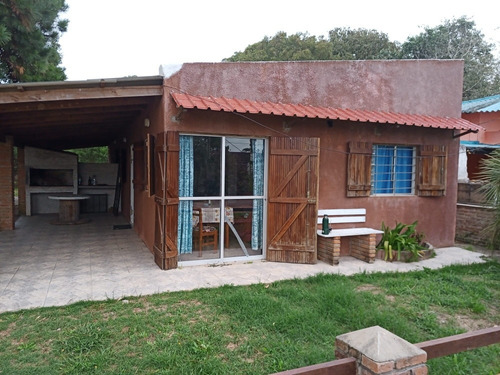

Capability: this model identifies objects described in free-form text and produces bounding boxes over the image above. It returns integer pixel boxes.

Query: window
[177,135,265,262]
[371,145,415,195]
[347,142,447,197]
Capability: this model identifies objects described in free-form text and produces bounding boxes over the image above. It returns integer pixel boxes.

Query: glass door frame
[178,134,268,266]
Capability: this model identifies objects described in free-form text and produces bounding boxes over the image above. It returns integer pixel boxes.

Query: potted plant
[377,221,434,262]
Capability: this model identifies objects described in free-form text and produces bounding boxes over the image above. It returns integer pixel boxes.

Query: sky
[59,0,500,81]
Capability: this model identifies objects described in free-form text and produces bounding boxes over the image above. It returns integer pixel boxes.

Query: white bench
[317,209,383,264]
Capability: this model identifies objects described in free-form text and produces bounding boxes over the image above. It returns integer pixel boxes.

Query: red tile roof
[171,92,483,132]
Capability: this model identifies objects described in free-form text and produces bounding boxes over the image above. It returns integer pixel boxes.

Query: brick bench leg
[317,236,340,265]
[349,234,376,263]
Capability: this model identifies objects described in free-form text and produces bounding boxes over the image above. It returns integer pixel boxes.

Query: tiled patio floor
[0,214,487,314]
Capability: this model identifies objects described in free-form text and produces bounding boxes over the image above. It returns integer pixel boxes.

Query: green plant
[478,149,500,249]
[378,221,426,261]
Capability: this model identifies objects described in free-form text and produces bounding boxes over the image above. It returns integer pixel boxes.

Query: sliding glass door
[177,135,266,262]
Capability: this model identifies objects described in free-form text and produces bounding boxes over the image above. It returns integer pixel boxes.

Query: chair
[192,209,218,257]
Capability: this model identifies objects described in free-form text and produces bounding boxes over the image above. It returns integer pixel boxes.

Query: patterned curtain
[251,139,264,250]
[177,135,194,254]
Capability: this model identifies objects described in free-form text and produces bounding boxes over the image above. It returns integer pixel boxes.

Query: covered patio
[0,212,487,313]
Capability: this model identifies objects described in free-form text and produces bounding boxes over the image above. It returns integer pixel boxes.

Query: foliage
[478,149,500,249]
[225,29,399,62]
[0,0,68,82]
[66,147,109,163]
[224,31,334,62]
[225,17,500,100]
[0,262,498,374]
[378,221,426,261]
[328,27,400,60]
[400,16,500,100]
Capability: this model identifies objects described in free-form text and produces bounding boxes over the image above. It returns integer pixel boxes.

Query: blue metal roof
[462,94,500,113]
[461,140,500,149]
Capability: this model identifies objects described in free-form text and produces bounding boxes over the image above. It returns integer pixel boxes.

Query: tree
[224,32,333,62]
[328,27,400,60]
[66,147,109,163]
[224,29,400,62]
[401,17,500,100]
[0,0,68,82]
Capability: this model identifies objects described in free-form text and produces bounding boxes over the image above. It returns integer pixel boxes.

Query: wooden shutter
[153,131,179,270]
[132,141,145,190]
[267,137,319,264]
[418,145,447,197]
[347,141,372,197]
[145,133,155,196]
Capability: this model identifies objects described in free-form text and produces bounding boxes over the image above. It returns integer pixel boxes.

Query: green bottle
[322,214,329,234]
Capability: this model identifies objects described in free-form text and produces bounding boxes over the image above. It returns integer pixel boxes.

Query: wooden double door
[152,132,319,270]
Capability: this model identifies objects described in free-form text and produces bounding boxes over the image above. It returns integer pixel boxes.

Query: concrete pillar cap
[337,325,426,362]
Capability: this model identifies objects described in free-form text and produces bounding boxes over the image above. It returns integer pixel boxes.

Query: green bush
[377,221,426,261]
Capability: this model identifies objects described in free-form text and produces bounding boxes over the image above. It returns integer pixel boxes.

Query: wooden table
[48,194,90,225]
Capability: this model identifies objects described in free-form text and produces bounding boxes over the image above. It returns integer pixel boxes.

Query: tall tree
[225,32,333,62]
[0,0,68,82]
[401,17,500,100]
[225,29,399,62]
[328,27,400,60]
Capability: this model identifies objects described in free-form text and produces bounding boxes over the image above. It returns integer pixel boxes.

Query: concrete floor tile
[0,214,488,313]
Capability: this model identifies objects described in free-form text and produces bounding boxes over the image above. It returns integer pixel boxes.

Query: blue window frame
[371,145,415,195]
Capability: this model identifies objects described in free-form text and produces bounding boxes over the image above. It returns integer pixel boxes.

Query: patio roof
[0,76,164,150]
[172,92,483,133]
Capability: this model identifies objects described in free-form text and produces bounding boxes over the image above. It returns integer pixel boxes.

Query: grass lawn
[0,261,498,374]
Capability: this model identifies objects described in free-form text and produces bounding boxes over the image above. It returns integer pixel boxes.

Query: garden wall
[456,203,495,247]
[456,182,496,247]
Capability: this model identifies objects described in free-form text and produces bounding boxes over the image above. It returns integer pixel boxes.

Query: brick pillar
[0,138,15,230]
[351,234,377,263]
[317,235,340,265]
[17,147,26,216]
[335,326,427,375]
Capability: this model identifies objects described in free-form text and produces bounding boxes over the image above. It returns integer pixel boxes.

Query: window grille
[371,145,415,195]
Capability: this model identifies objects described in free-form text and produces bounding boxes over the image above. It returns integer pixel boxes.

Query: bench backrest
[317,209,366,224]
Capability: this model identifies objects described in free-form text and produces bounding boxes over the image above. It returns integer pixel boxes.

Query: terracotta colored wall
[164,109,459,248]
[170,60,464,117]
[462,112,500,144]
[127,61,464,254]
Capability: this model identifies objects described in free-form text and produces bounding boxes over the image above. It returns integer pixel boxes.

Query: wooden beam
[0,85,163,104]
[271,357,356,375]
[0,96,158,114]
[416,326,500,360]
[0,109,143,128]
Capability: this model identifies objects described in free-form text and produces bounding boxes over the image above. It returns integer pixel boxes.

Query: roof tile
[172,92,483,132]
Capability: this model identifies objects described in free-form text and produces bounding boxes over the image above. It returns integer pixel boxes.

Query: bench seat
[317,228,383,238]
[317,209,382,265]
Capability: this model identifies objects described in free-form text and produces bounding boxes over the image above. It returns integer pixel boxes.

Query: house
[456,94,500,246]
[459,94,500,181]
[0,60,482,270]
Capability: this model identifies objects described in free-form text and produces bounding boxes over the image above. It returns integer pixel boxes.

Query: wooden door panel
[153,131,179,270]
[267,137,319,264]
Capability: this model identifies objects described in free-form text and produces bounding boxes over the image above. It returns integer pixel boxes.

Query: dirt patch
[437,312,493,331]
[0,321,16,339]
[356,284,395,302]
